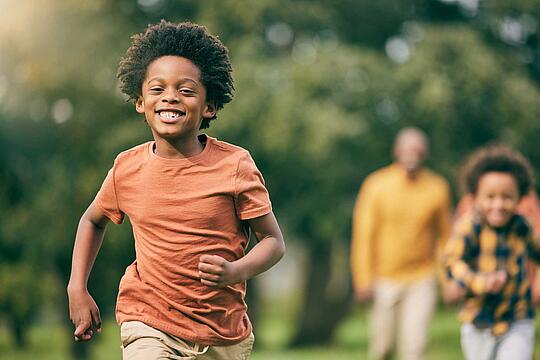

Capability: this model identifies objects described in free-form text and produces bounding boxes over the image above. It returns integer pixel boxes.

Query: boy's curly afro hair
[117,20,234,129]
[459,144,535,198]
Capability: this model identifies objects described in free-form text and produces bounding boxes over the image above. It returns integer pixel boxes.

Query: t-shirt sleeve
[234,152,272,220]
[94,164,125,224]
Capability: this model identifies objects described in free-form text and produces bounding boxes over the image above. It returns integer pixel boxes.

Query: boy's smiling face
[474,172,520,228]
[136,55,215,141]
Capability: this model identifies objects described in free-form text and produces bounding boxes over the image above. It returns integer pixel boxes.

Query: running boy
[67,21,285,360]
[444,145,540,360]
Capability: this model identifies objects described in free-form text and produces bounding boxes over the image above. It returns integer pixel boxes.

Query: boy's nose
[492,198,505,209]
[162,89,180,103]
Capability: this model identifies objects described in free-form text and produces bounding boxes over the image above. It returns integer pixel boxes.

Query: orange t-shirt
[94,135,272,345]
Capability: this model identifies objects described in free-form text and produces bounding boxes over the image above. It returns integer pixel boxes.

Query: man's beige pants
[370,276,436,360]
[121,321,255,360]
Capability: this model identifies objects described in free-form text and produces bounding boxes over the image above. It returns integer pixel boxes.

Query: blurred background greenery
[1,0,540,359]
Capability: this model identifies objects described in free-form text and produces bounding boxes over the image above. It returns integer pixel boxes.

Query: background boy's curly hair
[117,20,234,129]
[459,144,535,198]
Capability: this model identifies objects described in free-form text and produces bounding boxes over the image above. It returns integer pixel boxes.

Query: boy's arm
[198,212,285,287]
[67,200,110,341]
[526,232,540,264]
[444,228,505,296]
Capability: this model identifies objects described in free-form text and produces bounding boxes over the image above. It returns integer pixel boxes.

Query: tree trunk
[289,240,352,347]
[71,339,91,359]
[246,278,259,329]
[12,319,27,348]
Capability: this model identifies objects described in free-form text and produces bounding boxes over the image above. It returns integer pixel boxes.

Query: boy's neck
[153,135,205,159]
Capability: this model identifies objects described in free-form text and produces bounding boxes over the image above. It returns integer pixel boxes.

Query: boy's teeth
[160,111,180,119]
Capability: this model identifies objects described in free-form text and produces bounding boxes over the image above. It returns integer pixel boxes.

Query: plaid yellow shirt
[445,212,540,336]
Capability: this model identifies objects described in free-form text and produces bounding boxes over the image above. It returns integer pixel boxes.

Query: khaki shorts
[121,321,255,360]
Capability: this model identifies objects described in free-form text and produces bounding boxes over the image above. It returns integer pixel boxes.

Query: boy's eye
[179,88,195,94]
[150,87,163,92]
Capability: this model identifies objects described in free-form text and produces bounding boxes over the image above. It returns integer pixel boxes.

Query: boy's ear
[135,97,145,114]
[202,102,217,119]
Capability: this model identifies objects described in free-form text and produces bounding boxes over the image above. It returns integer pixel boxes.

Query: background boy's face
[474,171,520,228]
[135,55,215,141]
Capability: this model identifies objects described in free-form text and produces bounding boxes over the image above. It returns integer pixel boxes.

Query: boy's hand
[67,287,102,341]
[485,270,507,294]
[442,280,466,305]
[198,255,243,287]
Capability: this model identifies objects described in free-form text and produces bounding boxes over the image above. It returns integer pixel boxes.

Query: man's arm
[67,200,110,341]
[198,212,285,287]
[436,184,463,304]
[436,183,453,253]
[350,178,378,302]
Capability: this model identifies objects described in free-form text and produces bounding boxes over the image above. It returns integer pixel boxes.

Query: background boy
[445,144,540,360]
[67,20,285,360]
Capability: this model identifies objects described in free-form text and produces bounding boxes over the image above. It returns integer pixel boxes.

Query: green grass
[1,306,539,359]
[0,320,122,360]
[251,305,462,360]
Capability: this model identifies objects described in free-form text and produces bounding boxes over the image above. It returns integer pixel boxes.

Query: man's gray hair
[393,127,429,154]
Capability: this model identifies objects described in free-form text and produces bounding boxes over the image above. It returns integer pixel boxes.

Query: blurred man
[350,127,452,360]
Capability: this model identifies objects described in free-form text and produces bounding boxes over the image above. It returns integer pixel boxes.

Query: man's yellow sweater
[351,164,452,290]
